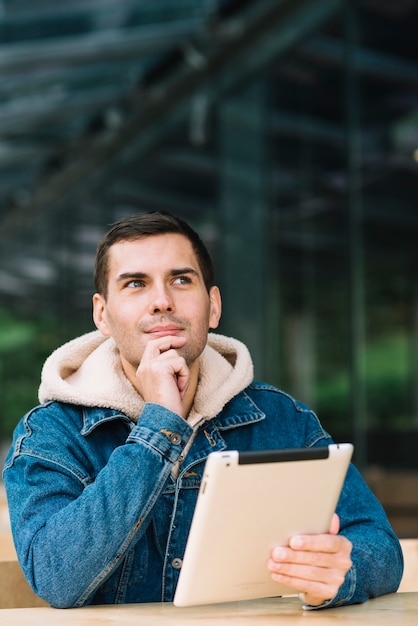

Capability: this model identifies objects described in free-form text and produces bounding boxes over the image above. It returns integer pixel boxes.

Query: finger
[273,535,352,570]
[143,335,187,358]
[289,531,347,554]
[268,562,343,606]
[146,351,189,385]
[329,513,340,536]
[269,560,338,586]
[268,558,348,606]
[271,543,340,568]
[287,513,341,553]
[176,364,190,396]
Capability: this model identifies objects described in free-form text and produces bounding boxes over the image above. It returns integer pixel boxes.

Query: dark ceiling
[0,0,418,320]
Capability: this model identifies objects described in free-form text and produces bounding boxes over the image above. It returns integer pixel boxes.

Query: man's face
[92,233,221,380]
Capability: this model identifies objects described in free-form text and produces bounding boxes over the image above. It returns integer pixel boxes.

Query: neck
[181,358,200,416]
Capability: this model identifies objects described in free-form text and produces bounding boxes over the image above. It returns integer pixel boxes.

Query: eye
[126,279,145,288]
[173,275,192,285]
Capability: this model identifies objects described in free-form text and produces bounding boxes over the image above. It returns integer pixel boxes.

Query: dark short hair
[94,211,214,298]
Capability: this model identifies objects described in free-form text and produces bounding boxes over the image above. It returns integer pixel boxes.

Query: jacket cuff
[127,402,193,464]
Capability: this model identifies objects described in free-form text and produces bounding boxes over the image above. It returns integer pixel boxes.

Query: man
[3,211,402,609]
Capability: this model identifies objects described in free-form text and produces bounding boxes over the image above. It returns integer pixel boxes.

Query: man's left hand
[267,513,352,607]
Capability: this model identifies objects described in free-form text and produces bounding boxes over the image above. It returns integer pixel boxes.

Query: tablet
[173,443,353,607]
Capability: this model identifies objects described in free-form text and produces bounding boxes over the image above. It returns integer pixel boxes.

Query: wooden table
[0,593,417,625]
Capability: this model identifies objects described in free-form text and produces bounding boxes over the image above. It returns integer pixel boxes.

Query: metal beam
[218,80,273,379]
[0,19,207,74]
[301,36,418,83]
[0,0,203,26]
[0,0,343,243]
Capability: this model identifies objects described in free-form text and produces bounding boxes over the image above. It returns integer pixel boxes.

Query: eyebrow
[171,267,199,278]
[116,267,200,283]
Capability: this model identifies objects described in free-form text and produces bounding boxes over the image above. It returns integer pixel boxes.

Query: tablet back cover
[174,443,353,607]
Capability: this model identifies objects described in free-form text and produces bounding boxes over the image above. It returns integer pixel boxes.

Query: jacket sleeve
[280,394,404,608]
[3,402,193,608]
[306,461,404,609]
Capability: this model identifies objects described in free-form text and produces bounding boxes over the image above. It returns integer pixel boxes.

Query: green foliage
[0,310,76,442]
[0,316,34,353]
[1,308,415,444]
[315,333,413,433]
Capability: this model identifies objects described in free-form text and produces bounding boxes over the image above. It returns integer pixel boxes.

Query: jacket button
[171,557,183,570]
[169,432,182,445]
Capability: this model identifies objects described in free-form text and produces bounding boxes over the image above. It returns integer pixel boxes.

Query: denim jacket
[3,383,403,609]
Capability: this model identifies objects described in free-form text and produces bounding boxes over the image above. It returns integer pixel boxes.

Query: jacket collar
[216,388,265,429]
[40,331,254,425]
[79,387,264,437]
[80,407,132,436]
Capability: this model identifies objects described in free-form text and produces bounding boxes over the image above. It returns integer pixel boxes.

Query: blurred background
[1,0,418,536]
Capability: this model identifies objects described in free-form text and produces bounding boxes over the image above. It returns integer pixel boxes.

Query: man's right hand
[134,335,190,418]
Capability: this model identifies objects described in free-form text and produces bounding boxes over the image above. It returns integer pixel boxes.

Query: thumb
[329,513,340,536]
[176,364,189,398]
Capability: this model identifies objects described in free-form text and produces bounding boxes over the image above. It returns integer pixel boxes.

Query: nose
[149,282,174,314]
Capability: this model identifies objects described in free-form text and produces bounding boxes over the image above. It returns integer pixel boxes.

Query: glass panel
[271,3,418,474]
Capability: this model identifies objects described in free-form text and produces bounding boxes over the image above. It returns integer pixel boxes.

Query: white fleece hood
[39,330,254,426]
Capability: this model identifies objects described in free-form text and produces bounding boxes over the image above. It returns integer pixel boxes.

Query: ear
[208,286,222,330]
[92,293,112,337]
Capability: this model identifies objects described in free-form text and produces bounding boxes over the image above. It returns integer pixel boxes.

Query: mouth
[145,325,183,338]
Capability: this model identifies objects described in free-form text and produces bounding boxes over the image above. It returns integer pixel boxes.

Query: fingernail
[290,536,303,549]
[273,547,287,560]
